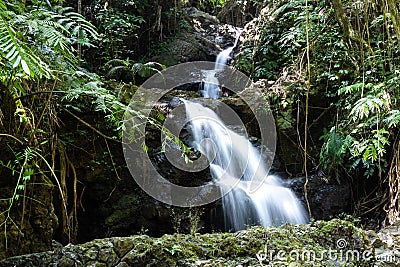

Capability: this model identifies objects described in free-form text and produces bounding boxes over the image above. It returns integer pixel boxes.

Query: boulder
[151,7,241,66]
[285,174,351,220]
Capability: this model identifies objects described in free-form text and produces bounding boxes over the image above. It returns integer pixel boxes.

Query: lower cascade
[184,100,309,231]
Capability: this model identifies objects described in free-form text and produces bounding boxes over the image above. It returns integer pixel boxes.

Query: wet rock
[185,7,220,24]
[104,194,140,232]
[0,181,56,260]
[183,7,240,49]
[369,221,400,266]
[377,220,400,249]
[152,32,216,66]
[112,237,135,258]
[217,0,262,27]
[152,7,241,66]
[285,175,352,220]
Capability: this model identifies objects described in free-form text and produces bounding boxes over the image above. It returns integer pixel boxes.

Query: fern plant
[319,127,352,181]
[0,0,98,86]
[0,3,49,79]
[0,1,99,253]
[0,0,99,141]
[63,69,191,161]
[105,58,165,84]
[320,70,400,179]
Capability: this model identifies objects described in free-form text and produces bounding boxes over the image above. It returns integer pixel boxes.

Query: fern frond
[384,110,400,128]
[350,94,389,121]
[338,83,374,95]
[0,1,6,12]
[53,6,98,41]
[106,66,130,78]
[0,12,51,78]
[132,61,165,78]
[105,59,128,67]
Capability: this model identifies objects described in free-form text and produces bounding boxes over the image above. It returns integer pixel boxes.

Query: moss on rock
[1,219,391,266]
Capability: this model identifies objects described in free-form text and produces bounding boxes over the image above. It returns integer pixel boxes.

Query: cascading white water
[202,30,241,99]
[202,70,220,99]
[215,46,234,70]
[185,29,308,230]
[184,101,308,230]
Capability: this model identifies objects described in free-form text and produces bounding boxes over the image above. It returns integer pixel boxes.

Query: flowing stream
[184,32,308,230]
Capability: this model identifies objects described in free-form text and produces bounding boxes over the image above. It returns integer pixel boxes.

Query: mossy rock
[0,219,385,267]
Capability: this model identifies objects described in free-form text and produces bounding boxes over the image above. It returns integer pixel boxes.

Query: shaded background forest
[0,0,399,260]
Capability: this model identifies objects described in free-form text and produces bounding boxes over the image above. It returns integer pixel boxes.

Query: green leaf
[5,45,16,59]
[20,59,31,76]
[12,55,21,68]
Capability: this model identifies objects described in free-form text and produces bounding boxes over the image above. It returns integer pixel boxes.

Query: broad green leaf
[12,55,21,68]
[21,59,31,76]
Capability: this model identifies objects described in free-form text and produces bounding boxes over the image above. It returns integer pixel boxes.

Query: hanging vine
[303,0,312,218]
[385,139,400,224]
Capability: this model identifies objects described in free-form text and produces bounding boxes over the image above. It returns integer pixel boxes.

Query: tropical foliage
[0,0,399,259]
[236,0,400,220]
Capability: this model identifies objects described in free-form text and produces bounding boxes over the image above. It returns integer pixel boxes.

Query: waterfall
[202,30,241,99]
[184,101,308,230]
[202,70,220,99]
[184,29,308,231]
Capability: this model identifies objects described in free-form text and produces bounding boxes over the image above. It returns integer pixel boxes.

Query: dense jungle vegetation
[0,0,399,260]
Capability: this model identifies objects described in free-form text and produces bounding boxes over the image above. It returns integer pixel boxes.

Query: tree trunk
[0,83,17,135]
[386,0,400,45]
[331,0,356,43]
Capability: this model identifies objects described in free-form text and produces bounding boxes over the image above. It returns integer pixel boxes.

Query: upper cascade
[201,29,241,99]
